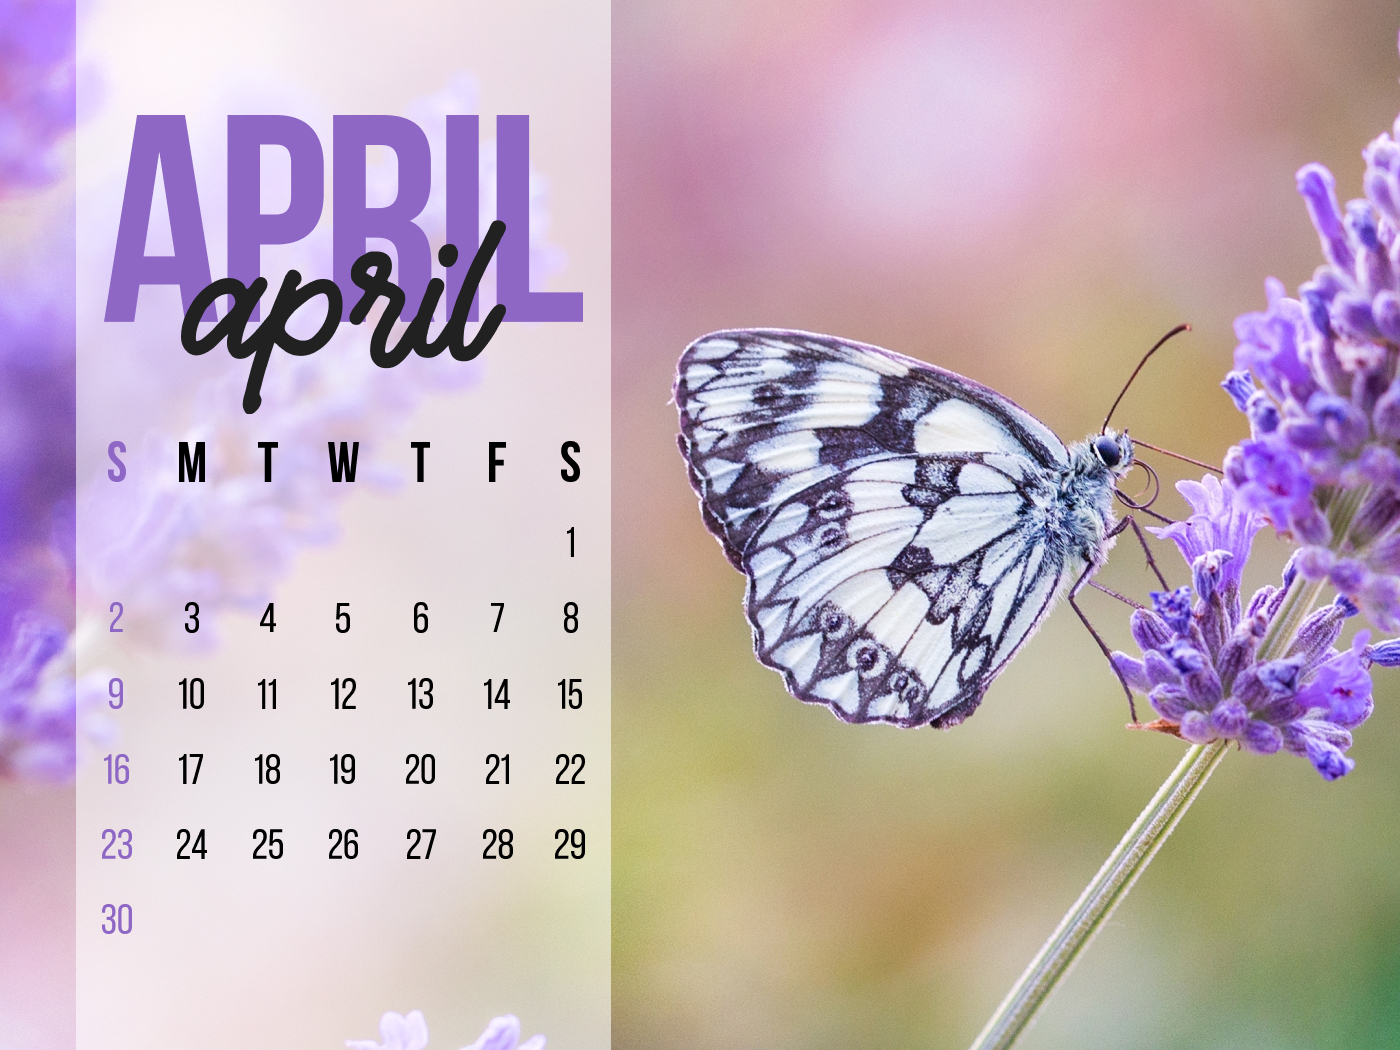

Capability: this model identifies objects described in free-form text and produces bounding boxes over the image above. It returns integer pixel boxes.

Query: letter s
[560,440,581,482]
[107,441,127,482]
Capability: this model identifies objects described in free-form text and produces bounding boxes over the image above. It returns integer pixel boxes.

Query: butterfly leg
[1108,514,1170,590]
[1067,562,1140,724]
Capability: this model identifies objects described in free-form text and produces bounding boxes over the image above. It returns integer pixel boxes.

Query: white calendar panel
[74,4,609,1047]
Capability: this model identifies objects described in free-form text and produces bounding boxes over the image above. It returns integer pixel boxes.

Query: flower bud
[1150,588,1194,637]
[1329,558,1367,593]
[1221,371,1255,412]
[1241,719,1283,755]
[1149,684,1190,720]
[1374,375,1400,441]
[1130,609,1173,653]
[1294,545,1335,581]
[1365,637,1400,667]
[1288,502,1332,546]
[1211,698,1249,738]
[1179,710,1216,744]
[1191,550,1233,604]
[1144,650,1182,686]
[1110,652,1149,692]
[1257,655,1305,696]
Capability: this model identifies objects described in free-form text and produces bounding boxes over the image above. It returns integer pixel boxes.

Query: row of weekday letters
[104,440,583,483]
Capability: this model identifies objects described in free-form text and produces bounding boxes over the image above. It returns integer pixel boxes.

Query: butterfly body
[675,329,1134,728]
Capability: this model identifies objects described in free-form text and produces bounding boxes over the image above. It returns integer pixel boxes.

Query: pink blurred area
[615,3,1400,1049]
[0,785,74,1048]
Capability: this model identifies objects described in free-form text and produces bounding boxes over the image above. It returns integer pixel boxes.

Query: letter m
[178,441,206,482]
[328,441,360,482]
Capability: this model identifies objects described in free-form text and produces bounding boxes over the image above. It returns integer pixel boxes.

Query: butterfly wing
[675,329,1079,727]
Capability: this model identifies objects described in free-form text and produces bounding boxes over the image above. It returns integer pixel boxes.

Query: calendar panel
[74,4,608,1047]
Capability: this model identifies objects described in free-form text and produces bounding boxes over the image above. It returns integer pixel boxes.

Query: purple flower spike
[1130,608,1173,653]
[1233,279,1316,403]
[1365,636,1400,666]
[1295,545,1335,580]
[1151,589,1194,637]
[1307,392,1370,450]
[1300,731,1355,780]
[1191,550,1233,604]
[1373,290,1400,341]
[1149,475,1261,593]
[1222,371,1255,412]
[1242,719,1283,755]
[1231,440,1313,531]
[1332,293,1383,342]
[1149,684,1191,720]
[1178,710,1215,744]
[1211,697,1249,738]
[1296,634,1374,728]
[1110,652,1149,692]
[1246,393,1281,436]
[1372,378,1400,440]
[1360,572,1400,631]
[1298,164,1356,274]
[1257,656,1304,696]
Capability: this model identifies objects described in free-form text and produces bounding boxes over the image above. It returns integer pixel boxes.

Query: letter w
[328,441,360,482]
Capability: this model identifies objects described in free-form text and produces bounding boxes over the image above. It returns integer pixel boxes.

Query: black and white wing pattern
[675,329,1127,729]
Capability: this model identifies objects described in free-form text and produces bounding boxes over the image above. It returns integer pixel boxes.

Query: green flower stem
[968,486,1369,1050]
[964,738,1229,1050]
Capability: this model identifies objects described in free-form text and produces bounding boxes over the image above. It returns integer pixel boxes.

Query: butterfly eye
[1092,435,1121,468]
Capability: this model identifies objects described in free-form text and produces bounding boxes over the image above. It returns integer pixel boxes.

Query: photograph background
[613,2,1400,1048]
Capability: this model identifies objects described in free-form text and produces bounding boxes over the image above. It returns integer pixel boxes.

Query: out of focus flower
[461,1015,546,1050]
[347,1011,545,1050]
[348,1011,430,1050]
[0,0,77,782]
[1226,52,1400,630]
[0,0,75,194]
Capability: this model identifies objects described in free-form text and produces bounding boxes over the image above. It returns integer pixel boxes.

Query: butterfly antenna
[1115,459,1161,510]
[1130,437,1224,476]
[1101,323,1191,434]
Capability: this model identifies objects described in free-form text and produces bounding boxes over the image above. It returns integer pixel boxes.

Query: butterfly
[674,329,1136,729]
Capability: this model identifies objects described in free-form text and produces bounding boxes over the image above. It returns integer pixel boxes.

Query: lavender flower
[1226,53,1400,630]
[0,0,79,782]
[0,0,75,195]
[1149,474,1263,597]
[0,616,109,780]
[1115,475,1372,779]
[348,1011,545,1050]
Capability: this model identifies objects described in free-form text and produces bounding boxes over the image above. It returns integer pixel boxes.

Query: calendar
[72,4,609,1047]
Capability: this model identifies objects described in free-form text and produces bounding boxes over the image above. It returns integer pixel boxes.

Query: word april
[181,225,506,414]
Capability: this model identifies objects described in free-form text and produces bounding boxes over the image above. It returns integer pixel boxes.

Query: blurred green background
[612,2,1400,1048]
